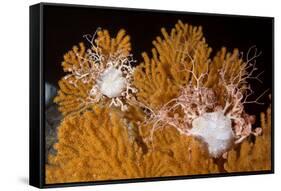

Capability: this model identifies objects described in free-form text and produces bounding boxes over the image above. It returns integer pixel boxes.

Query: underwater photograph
[43,4,273,185]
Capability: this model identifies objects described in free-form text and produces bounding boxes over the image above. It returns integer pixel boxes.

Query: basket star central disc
[190,111,234,158]
[97,66,126,98]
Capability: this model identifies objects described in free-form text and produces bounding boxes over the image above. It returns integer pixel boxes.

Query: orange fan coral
[46,106,143,183]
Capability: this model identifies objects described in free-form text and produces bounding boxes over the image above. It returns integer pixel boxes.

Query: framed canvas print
[29,2,274,188]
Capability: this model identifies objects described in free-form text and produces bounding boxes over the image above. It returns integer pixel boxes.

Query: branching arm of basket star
[54,29,133,116]
[224,101,271,172]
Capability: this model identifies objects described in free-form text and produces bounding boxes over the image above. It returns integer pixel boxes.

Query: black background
[43,4,273,119]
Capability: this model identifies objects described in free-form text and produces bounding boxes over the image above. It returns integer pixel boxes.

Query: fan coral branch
[46,107,143,183]
[139,125,219,174]
[133,20,212,110]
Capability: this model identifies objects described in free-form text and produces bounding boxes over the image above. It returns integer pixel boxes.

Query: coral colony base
[46,21,272,184]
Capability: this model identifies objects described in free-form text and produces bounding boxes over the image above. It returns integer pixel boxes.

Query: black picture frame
[30,2,274,189]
